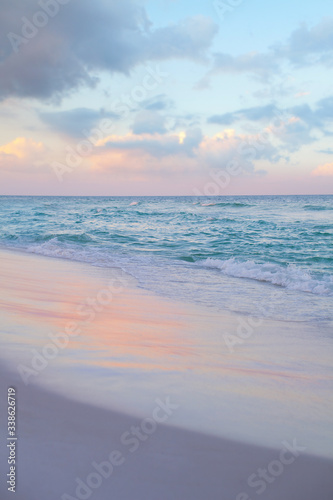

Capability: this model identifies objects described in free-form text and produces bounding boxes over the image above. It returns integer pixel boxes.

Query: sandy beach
[0,248,333,500]
[1,365,333,500]
[2,0,333,496]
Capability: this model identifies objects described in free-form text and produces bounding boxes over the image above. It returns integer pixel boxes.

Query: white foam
[26,238,116,267]
[199,258,333,296]
[4,239,333,299]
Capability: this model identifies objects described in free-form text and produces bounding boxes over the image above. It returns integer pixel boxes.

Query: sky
[0,0,333,195]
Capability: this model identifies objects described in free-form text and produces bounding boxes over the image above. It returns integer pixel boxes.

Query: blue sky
[0,0,332,195]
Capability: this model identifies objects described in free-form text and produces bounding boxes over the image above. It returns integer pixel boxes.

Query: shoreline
[1,247,333,498]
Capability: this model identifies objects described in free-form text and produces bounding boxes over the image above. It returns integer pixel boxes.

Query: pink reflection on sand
[71,288,197,365]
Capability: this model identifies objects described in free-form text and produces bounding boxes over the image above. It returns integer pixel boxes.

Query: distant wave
[218,202,251,207]
[33,211,51,217]
[200,202,251,208]
[303,205,333,211]
[199,258,333,296]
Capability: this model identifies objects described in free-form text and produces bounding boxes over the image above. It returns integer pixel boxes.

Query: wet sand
[0,248,332,499]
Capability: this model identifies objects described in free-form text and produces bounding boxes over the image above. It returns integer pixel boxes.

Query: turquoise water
[0,195,332,320]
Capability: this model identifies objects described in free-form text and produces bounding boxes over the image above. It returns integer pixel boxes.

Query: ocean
[1,194,333,458]
[0,194,332,322]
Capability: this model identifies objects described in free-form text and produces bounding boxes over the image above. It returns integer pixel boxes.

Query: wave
[199,258,333,296]
[32,233,95,244]
[218,202,251,207]
[33,211,51,217]
[24,238,117,267]
[2,236,333,311]
[89,208,108,214]
[303,205,333,211]
[200,202,251,208]
[21,240,333,296]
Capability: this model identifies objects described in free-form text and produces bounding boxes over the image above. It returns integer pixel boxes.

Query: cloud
[140,94,174,111]
[311,162,333,176]
[147,15,218,61]
[207,95,333,151]
[0,129,280,186]
[131,110,167,135]
[0,137,45,170]
[269,116,315,152]
[208,104,279,125]
[295,91,310,98]
[91,127,278,177]
[101,127,203,158]
[198,129,279,170]
[273,17,333,67]
[312,95,333,122]
[288,96,333,136]
[0,1,218,101]
[39,108,119,137]
[316,148,333,155]
[0,137,43,158]
[208,17,333,82]
[211,52,278,80]
[251,82,296,100]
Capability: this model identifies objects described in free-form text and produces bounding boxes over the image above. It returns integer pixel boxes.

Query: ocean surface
[1,194,333,458]
[0,194,332,322]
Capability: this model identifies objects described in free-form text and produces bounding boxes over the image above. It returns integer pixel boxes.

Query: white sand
[0,249,332,499]
[1,365,333,500]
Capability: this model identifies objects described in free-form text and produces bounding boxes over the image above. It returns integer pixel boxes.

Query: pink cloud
[92,128,276,177]
[0,137,45,171]
[312,162,333,176]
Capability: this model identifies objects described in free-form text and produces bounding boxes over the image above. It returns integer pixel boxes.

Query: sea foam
[199,257,333,296]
